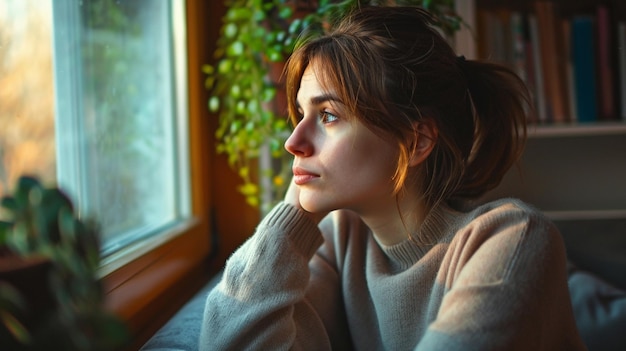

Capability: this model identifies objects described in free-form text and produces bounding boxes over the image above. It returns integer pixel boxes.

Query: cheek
[331,134,399,183]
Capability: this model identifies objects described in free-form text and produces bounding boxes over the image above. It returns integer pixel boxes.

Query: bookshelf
[467,0,626,221]
[529,122,626,138]
[470,0,626,125]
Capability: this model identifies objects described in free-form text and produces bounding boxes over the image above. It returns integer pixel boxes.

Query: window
[0,0,189,258]
[2,1,251,346]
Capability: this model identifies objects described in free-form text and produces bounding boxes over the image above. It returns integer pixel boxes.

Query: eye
[320,110,339,124]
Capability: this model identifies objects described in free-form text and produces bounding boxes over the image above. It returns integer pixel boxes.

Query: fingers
[284,177,300,207]
[283,177,327,225]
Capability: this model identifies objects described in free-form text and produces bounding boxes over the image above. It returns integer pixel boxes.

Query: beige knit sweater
[199,198,586,350]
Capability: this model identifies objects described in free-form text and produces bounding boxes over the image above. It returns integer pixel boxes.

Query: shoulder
[458,197,556,237]
[448,198,565,283]
[464,197,560,247]
[459,197,541,217]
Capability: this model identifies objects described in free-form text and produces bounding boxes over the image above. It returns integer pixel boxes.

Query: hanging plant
[204,0,464,212]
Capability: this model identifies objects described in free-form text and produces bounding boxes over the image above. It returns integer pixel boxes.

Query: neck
[359,189,429,246]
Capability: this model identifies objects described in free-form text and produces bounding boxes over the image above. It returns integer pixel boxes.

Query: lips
[292,166,320,185]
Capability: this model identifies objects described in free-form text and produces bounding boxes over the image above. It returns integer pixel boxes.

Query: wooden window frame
[100,1,260,349]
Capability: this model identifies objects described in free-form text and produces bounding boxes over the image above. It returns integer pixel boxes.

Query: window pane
[53,0,189,255]
[0,0,190,257]
[0,0,56,196]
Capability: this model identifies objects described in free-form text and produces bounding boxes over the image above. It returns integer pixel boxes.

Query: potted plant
[0,176,128,351]
[204,0,464,212]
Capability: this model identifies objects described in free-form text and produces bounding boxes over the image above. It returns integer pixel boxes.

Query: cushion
[140,270,223,351]
[555,218,626,290]
[568,261,626,351]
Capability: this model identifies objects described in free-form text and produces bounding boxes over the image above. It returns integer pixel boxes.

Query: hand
[284,177,328,225]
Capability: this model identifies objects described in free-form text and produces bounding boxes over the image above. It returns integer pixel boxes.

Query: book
[476,9,510,64]
[511,12,536,122]
[528,13,548,123]
[561,18,578,122]
[534,1,570,123]
[619,22,626,121]
[596,5,615,120]
[510,12,527,83]
[571,15,598,123]
[476,8,495,61]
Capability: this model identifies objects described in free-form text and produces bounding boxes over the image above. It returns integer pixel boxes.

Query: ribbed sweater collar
[377,202,464,271]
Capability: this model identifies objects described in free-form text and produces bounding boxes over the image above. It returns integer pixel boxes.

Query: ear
[408,120,437,167]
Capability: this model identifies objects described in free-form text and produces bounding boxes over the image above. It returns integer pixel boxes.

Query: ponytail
[451,59,530,199]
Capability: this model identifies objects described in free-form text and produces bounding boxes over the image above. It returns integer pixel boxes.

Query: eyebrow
[296,93,344,109]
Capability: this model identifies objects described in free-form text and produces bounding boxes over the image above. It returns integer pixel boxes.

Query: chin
[299,193,336,214]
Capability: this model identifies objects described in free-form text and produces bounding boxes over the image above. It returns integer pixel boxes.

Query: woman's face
[285,65,400,216]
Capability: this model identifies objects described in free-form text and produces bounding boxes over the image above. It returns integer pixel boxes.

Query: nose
[284,120,314,157]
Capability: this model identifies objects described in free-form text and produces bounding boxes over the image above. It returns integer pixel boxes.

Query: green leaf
[262,87,276,102]
[16,176,39,195]
[209,97,220,112]
[245,121,256,132]
[230,84,241,98]
[288,18,302,35]
[27,186,44,208]
[253,9,266,22]
[235,100,247,114]
[245,195,259,208]
[205,77,215,90]
[0,220,12,245]
[238,166,249,179]
[224,23,238,39]
[230,120,242,134]
[58,207,76,242]
[278,6,292,19]
[0,310,30,345]
[269,138,282,153]
[227,41,244,57]
[276,30,286,43]
[227,7,252,21]
[273,119,287,130]
[7,222,30,254]
[218,59,232,74]
[247,100,259,115]
[266,48,282,62]
[201,64,214,74]
[0,196,17,214]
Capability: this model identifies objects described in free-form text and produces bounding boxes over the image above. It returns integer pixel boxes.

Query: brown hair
[285,6,529,209]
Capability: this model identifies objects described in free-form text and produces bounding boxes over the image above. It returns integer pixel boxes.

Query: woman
[200,6,585,350]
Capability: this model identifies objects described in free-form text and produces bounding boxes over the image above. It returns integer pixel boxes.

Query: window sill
[101,216,215,350]
[98,217,201,279]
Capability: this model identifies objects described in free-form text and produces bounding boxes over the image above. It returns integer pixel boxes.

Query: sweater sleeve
[198,202,338,351]
[415,204,585,351]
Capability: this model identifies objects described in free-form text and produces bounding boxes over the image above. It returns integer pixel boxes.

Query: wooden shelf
[545,209,626,221]
[527,121,626,138]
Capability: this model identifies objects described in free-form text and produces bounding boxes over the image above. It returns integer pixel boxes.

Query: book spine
[571,16,598,122]
[511,12,536,122]
[528,14,548,123]
[619,22,626,121]
[511,12,527,82]
[562,18,578,122]
[596,5,615,120]
[535,1,571,123]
